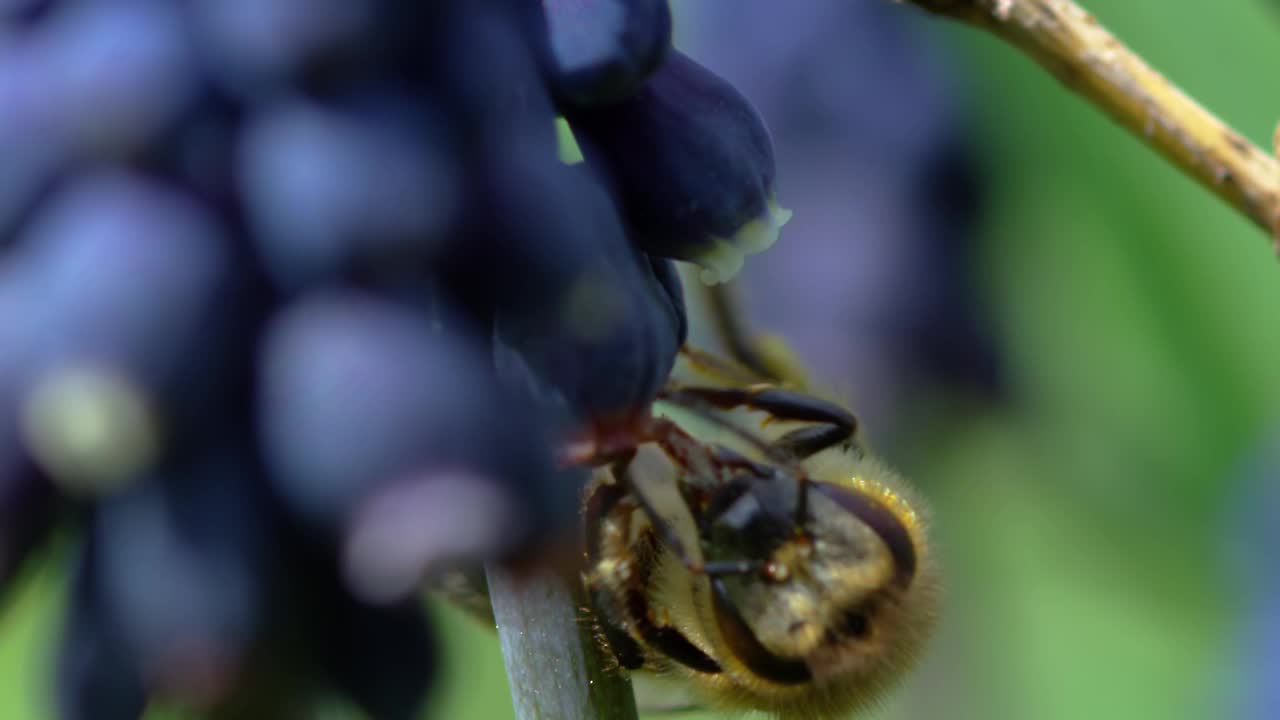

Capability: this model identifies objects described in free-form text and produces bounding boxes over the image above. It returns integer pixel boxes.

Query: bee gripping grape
[0,1,789,716]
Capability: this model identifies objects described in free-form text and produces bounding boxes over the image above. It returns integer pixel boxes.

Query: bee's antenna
[659,383,859,536]
[795,474,811,538]
[656,388,815,536]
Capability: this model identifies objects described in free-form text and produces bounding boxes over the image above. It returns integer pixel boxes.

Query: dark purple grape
[341,468,545,606]
[146,93,246,216]
[0,1,199,236]
[541,0,672,107]
[324,596,436,720]
[425,0,685,412]
[423,1,680,401]
[238,92,458,291]
[0,1,197,154]
[10,171,234,379]
[567,50,789,285]
[0,282,54,593]
[491,237,685,421]
[419,1,687,417]
[0,427,51,594]
[418,1,558,145]
[0,275,53,598]
[460,134,684,417]
[649,256,688,345]
[0,464,52,598]
[185,0,378,98]
[89,441,272,706]
[5,171,245,490]
[57,548,147,720]
[0,0,51,24]
[0,0,764,713]
[258,291,564,545]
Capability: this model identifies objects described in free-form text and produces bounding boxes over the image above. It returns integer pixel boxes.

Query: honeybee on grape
[567,345,940,719]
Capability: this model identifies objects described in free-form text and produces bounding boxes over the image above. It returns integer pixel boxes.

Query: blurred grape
[0,280,52,592]
[258,291,560,545]
[542,0,672,106]
[420,1,558,148]
[186,0,377,97]
[57,548,147,720]
[0,1,51,25]
[0,0,198,234]
[91,442,272,706]
[324,594,437,720]
[238,93,458,291]
[482,156,687,417]
[0,456,51,598]
[342,471,524,607]
[5,171,240,492]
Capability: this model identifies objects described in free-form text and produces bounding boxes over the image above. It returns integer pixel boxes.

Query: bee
[566,346,939,719]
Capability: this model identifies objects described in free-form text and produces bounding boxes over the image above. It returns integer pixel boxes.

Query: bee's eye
[813,482,916,588]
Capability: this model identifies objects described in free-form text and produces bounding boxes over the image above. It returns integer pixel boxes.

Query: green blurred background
[5,2,1280,719]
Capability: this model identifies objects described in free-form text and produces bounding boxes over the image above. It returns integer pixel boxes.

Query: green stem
[486,563,639,720]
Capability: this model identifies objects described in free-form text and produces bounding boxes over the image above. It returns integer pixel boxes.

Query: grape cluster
[0,1,786,718]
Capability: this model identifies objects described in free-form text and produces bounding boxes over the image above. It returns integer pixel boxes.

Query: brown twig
[896,0,1280,245]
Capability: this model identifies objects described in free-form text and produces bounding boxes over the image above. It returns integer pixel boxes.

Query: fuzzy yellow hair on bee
[577,346,940,719]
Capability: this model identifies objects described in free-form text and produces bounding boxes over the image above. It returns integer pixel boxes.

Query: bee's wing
[630,673,706,715]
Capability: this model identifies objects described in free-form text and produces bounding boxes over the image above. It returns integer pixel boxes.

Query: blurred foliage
[4,1,1280,719]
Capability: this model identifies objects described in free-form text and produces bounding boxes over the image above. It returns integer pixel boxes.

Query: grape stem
[486,563,639,720]
[894,0,1280,248]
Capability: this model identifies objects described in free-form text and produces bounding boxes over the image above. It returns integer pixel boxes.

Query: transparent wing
[631,673,706,716]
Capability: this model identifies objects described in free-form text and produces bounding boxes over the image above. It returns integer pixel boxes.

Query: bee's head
[699,460,937,698]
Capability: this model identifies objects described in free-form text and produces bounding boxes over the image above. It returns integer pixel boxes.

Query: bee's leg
[703,281,779,381]
[621,540,723,675]
[582,478,647,671]
[585,465,723,676]
[663,385,857,461]
[703,283,811,387]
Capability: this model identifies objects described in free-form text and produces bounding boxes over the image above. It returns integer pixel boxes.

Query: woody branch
[896,0,1280,245]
